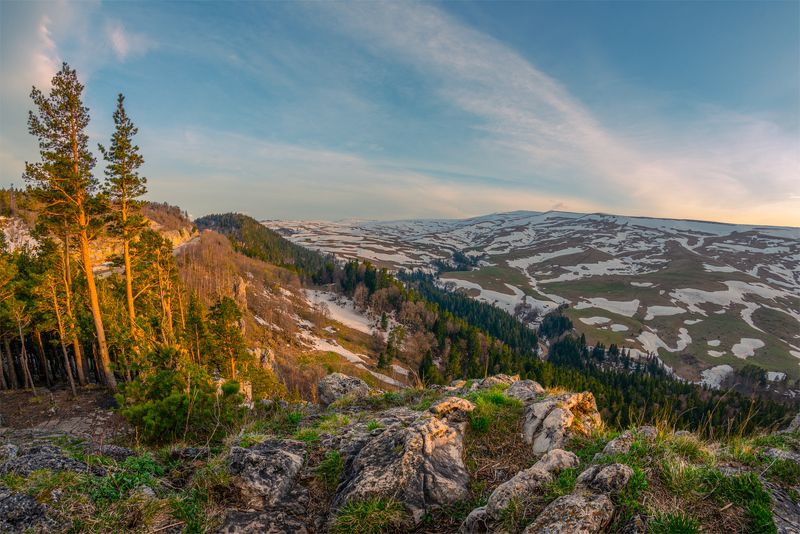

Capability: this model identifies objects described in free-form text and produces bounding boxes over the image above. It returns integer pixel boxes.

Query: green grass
[333,498,405,534]
[465,387,522,434]
[649,511,701,534]
[543,468,577,502]
[317,450,344,492]
[366,420,383,431]
[81,454,164,506]
[293,428,321,442]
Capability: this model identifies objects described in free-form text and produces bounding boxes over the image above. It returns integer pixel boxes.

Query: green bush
[117,347,244,444]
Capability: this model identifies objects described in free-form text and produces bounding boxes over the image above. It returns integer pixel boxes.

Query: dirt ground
[0,386,132,445]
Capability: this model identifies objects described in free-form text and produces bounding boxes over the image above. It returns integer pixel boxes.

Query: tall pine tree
[24,63,117,390]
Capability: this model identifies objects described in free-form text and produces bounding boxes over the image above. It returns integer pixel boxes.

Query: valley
[266,211,800,388]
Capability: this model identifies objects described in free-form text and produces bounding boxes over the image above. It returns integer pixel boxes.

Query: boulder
[428,396,476,421]
[0,444,104,477]
[0,444,18,464]
[522,392,601,454]
[461,506,490,534]
[170,446,210,460]
[484,449,578,519]
[782,412,800,433]
[575,463,633,494]
[479,374,519,389]
[505,380,545,402]
[522,493,614,534]
[0,487,63,533]
[228,439,306,510]
[332,399,475,523]
[317,373,371,406]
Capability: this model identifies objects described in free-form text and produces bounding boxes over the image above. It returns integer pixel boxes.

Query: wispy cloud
[316,2,799,225]
[106,21,153,61]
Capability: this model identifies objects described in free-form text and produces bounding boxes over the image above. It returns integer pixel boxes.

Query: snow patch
[731,338,765,359]
[644,305,685,321]
[700,365,734,389]
[610,324,629,332]
[579,316,612,325]
[575,298,640,317]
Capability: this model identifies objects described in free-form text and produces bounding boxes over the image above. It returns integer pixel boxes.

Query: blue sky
[1,1,798,225]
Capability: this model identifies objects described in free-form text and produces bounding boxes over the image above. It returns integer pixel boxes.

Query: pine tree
[25,63,117,390]
[207,297,247,379]
[99,94,148,336]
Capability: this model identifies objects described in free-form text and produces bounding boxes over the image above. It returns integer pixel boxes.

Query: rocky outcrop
[0,487,63,533]
[317,373,372,406]
[505,380,545,402]
[478,374,519,389]
[522,392,602,454]
[332,397,475,523]
[217,509,309,534]
[88,444,136,462]
[0,443,104,477]
[522,493,614,534]
[486,449,578,517]
[595,426,657,459]
[522,463,633,533]
[228,439,306,510]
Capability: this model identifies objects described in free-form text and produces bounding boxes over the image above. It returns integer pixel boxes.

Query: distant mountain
[264,211,800,389]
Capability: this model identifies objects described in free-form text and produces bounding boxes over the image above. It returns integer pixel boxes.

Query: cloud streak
[316,2,799,225]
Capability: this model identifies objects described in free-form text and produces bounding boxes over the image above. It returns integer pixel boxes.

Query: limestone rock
[317,373,371,406]
[479,374,519,389]
[228,439,306,510]
[332,408,473,523]
[782,412,800,433]
[522,493,614,534]
[484,449,578,518]
[0,443,104,477]
[461,506,490,534]
[428,396,476,421]
[505,380,545,402]
[522,392,601,454]
[575,463,633,494]
[0,487,63,533]
[0,444,18,464]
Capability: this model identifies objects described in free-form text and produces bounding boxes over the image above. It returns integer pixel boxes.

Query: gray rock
[317,373,372,406]
[216,510,308,534]
[620,514,647,534]
[0,486,63,533]
[576,463,633,494]
[0,444,18,463]
[782,412,800,433]
[89,444,136,462]
[479,374,519,389]
[505,380,545,402]
[228,439,306,510]
[461,506,490,534]
[522,392,602,454]
[765,480,800,534]
[522,493,614,534]
[332,401,475,524]
[0,443,104,477]
[484,449,578,518]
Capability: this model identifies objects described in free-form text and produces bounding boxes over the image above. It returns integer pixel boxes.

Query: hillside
[2,375,799,533]
[265,211,800,390]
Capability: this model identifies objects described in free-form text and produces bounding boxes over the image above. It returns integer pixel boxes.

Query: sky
[1,1,798,226]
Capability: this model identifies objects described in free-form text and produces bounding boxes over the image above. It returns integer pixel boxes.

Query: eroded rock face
[317,373,371,406]
[0,443,104,477]
[0,487,62,533]
[522,392,601,454]
[228,439,306,510]
[522,493,614,534]
[505,380,545,402]
[332,399,475,523]
[479,374,519,389]
[217,505,309,534]
[428,396,476,421]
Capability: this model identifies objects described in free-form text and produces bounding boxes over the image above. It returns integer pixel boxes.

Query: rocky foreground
[1,374,799,533]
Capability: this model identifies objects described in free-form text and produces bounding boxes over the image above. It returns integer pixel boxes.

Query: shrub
[117,347,244,444]
[333,498,405,534]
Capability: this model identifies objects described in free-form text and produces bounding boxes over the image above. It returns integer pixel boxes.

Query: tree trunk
[78,226,116,391]
[17,320,37,396]
[123,238,136,328]
[33,329,52,386]
[51,284,77,397]
[3,337,18,389]
[62,230,87,386]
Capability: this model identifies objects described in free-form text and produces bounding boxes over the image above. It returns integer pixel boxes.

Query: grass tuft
[333,498,405,534]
